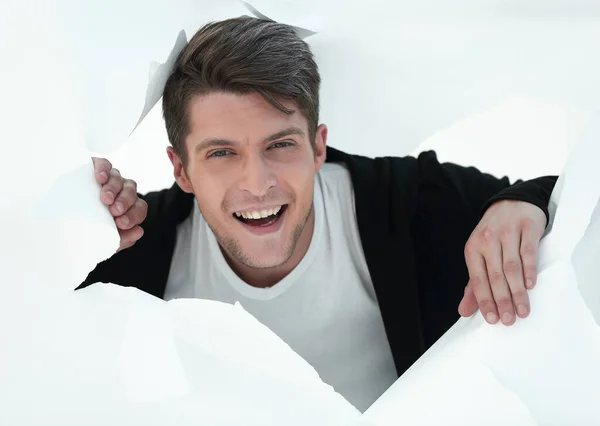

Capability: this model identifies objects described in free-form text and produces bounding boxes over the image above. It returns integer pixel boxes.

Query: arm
[78,158,195,298]
[78,187,175,298]
[415,151,556,224]
[411,151,557,344]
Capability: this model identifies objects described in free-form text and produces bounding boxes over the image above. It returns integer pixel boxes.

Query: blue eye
[208,150,231,158]
[269,141,294,149]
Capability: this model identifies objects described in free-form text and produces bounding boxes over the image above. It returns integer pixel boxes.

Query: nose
[238,151,276,197]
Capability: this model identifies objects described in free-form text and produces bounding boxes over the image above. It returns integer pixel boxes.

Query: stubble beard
[212,202,314,270]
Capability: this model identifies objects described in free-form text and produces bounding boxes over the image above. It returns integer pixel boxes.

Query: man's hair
[162,17,321,164]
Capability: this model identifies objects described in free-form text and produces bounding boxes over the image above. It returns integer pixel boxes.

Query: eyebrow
[194,126,305,154]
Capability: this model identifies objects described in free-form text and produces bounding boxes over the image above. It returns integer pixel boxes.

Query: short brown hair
[162,17,321,164]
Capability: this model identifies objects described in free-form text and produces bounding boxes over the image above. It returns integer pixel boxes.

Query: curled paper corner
[130,29,189,135]
[240,0,318,39]
[130,2,317,138]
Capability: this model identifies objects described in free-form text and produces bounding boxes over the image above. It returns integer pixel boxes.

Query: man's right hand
[92,158,148,252]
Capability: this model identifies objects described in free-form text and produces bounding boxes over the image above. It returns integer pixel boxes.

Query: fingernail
[486,312,498,324]
[115,201,124,213]
[502,312,513,324]
[121,216,129,226]
[517,305,529,317]
[526,279,534,289]
[99,171,108,181]
[106,191,114,201]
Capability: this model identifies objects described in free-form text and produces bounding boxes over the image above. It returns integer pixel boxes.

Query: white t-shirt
[164,163,397,412]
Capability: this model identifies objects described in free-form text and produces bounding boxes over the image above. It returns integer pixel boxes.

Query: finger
[109,179,138,217]
[485,240,516,326]
[465,246,499,324]
[458,283,479,317]
[116,226,144,252]
[501,229,530,319]
[115,198,148,230]
[92,157,112,185]
[100,168,123,205]
[520,219,541,290]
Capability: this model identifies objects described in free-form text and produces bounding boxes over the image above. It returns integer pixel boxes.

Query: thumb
[458,283,478,317]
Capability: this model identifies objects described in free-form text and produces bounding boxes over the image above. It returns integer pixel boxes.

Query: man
[82,17,556,411]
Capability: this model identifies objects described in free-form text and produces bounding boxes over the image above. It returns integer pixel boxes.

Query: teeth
[235,206,282,219]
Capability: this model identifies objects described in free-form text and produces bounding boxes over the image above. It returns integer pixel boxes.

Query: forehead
[186,92,307,143]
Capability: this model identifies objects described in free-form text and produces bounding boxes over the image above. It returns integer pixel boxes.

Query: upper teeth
[235,206,282,219]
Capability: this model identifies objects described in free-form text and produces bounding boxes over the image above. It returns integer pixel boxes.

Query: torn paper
[241,1,318,39]
[354,111,600,425]
[0,1,360,424]
[0,283,360,425]
[2,156,361,424]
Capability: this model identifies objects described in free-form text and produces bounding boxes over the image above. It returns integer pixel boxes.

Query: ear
[167,147,194,194]
[313,124,328,173]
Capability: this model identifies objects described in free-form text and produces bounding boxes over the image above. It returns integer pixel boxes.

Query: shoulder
[325,145,420,188]
[140,182,195,231]
[319,162,352,190]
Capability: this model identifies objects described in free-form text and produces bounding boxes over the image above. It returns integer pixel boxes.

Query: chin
[238,242,294,270]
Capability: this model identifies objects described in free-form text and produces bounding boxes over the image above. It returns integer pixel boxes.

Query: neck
[222,207,315,288]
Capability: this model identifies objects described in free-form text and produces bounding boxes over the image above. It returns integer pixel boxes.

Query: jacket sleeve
[415,151,557,225]
[77,184,191,298]
[411,151,557,348]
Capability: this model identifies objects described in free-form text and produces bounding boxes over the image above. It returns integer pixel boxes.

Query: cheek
[282,167,316,208]
[189,174,230,216]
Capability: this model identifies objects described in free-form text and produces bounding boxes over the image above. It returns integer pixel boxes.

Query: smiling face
[168,91,327,280]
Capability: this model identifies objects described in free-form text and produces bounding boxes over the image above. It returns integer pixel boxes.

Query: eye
[268,141,294,150]
[207,149,232,159]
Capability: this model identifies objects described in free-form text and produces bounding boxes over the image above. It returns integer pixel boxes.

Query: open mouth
[233,204,288,227]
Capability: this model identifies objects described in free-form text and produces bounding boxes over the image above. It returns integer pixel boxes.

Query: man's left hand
[458,200,547,326]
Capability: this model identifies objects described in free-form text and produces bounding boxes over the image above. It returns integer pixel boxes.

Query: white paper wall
[1,1,599,424]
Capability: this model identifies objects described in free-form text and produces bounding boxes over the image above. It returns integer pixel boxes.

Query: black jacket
[79,146,557,378]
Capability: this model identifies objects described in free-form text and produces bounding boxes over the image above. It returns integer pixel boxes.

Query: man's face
[169,92,327,270]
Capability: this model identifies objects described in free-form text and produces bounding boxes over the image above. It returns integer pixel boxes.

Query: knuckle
[94,157,111,169]
[511,289,528,302]
[469,274,487,289]
[124,178,138,191]
[140,199,148,215]
[520,243,536,257]
[503,259,522,276]
[495,296,512,307]
[110,168,121,178]
[478,299,497,313]
[130,209,143,224]
[488,269,505,283]
[119,185,137,200]
[520,217,536,230]
[500,226,513,239]
[480,226,495,244]
[464,240,476,256]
